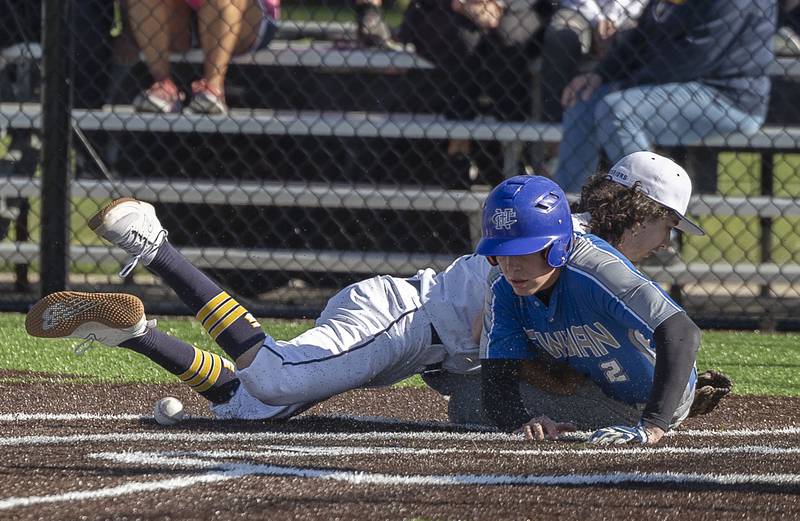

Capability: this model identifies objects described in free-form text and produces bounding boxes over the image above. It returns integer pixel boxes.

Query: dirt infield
[1,371,799,520]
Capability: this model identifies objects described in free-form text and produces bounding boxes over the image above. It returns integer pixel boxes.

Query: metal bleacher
[3,171,800,286]
[2,30,800,319]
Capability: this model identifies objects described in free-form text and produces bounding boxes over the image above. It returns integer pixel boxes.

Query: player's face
[618,215,679,263]
[496,250,559,296]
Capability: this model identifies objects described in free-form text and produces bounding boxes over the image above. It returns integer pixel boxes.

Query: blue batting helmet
[476,175,573,268]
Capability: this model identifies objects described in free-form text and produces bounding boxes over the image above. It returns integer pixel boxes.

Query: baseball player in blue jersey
[478,174,700,445]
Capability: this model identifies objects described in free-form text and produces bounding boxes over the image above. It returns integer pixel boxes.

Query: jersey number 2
[600,359,629,383]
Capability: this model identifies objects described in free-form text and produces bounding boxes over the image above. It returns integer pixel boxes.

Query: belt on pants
[406,277,443,346]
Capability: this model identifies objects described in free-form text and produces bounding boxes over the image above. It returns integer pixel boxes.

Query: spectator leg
[502,140,525,178]
[488,0,546,122]
[539,9,590,123]
[594,82,765,167]
[72,0,115,109]
[399,2,483,120]
[126,0,190,82]
[400,2,484,186]
[197,0,261,92]
[553,83,615,193]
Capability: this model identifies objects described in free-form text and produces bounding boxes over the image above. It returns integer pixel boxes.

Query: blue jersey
[483,233,694,406]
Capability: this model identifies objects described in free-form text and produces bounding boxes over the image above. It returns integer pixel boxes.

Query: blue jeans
[554,82,766,193]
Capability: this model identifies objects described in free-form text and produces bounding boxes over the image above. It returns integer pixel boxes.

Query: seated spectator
[400,0,554,183]
[554,0,776,193]
[540,0,647,122]
[125,0,279,114]
[354,0,403,49]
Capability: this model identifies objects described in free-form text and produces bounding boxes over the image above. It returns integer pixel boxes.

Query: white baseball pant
[237,275,446,406]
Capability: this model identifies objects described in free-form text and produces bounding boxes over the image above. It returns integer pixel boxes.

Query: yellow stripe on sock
[183,351,214,388]
[177,348,204,382]
[196,292,230,324]
[208,306,248,340]
[203,298,239,331]
[192,354,224,393]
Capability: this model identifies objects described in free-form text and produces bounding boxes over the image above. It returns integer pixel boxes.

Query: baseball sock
[120,328,240,404]
[147,241,266,360]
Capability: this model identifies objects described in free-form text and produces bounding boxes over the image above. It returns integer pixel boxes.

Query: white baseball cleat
[89,197,168,277]
[26,292,155,352]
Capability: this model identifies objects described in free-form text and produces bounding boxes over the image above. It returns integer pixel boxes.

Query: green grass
[0,313,311,384]
[1,312,797,395]
[682,153,800,264]
[698,331,800,396]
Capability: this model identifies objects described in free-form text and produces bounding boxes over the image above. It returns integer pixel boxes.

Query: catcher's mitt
[688,369,733,417]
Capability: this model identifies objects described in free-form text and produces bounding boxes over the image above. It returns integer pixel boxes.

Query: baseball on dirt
[153,396,186,425]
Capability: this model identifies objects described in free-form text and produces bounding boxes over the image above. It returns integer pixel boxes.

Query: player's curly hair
[572,171,673,247]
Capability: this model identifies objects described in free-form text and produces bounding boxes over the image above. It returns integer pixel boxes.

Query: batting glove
[588,424,650,446]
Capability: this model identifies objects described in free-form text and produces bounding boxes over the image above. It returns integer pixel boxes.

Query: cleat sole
[26,291,144,339]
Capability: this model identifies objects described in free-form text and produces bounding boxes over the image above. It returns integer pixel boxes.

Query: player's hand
[593,18,616,58]
[516,415,577,441]
[452,0,504,30]
[588,424,665,446]
[561,72,603,109]
[596,18,617,40]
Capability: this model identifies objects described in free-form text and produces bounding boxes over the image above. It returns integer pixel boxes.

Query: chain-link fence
[1,0,799,328]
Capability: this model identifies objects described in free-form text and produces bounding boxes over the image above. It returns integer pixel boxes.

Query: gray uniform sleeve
[640,311,700,431]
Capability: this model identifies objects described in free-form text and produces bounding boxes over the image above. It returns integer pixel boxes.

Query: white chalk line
[3,426,800,447]
[3,446,798,512]
[0,413,143,422]
[82,444,800,463]
[0,472,233,511]
[99,449,800,488]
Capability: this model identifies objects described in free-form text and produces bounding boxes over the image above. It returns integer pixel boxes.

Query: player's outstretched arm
[640,312,701,430]
[589,312,700,446]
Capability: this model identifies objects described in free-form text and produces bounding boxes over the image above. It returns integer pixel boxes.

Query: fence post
[759,152,775,331]
[40,0,73,295]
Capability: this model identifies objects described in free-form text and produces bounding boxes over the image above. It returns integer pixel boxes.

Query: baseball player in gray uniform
[26,152,726,424]
[26,200,490,421]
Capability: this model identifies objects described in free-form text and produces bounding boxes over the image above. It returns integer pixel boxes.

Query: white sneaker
[133,80,184,114]
[187,79,227,114]
[25,292,156,350]
[89,198,168,278]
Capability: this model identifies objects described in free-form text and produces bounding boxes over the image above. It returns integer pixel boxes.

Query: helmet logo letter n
[491,208,517,230]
